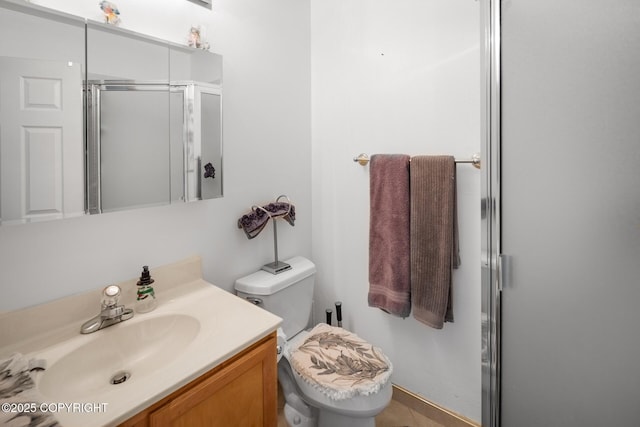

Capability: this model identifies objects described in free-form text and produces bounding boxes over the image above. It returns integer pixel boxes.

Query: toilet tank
[234,256,316,339]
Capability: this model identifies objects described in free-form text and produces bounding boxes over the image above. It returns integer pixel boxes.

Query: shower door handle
[497,254,511,291]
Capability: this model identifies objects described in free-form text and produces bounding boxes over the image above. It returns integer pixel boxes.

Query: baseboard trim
[391,384,480,427]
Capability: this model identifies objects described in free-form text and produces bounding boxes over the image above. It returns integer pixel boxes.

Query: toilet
[235,256,393,427]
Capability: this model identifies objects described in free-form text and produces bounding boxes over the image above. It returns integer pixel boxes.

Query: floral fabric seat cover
[289,323,392,400]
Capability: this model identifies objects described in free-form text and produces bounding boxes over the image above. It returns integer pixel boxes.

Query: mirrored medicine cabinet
[0,0,222,225]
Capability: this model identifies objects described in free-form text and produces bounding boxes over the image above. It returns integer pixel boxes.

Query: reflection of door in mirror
[0,57,84,224]
[0,2,85,226]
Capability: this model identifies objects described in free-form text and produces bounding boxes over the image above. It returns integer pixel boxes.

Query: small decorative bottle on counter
[136,265,157,313]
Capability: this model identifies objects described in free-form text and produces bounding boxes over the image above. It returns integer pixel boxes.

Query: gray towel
[410,155,460,329]
[368,154,411,317]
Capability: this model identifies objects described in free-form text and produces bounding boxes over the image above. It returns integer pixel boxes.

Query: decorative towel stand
[353,153,481,169]
[253,194,293,274]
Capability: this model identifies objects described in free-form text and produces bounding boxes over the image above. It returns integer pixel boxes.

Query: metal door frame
[480,0,501,426]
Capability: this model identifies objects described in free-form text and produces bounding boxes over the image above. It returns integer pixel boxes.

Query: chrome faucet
[80,285,134,334]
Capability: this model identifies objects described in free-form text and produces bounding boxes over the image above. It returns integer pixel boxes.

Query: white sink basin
[1,264,282,427]
[39,314,200,400]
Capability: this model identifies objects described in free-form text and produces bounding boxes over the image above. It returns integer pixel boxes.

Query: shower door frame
[480,0,501,426]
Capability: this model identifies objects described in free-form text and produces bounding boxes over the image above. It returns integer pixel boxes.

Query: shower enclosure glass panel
[95,87,172,213]
[170,82,222,202]
[499,0,640,425]
[192,88,222,201]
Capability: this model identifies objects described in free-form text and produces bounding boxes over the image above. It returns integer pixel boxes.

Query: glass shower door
[500,0,640,426]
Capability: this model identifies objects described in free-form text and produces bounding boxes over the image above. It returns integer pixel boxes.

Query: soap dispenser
[136,265,157,313]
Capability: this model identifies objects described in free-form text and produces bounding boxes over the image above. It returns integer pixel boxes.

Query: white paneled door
[0,57,83,224]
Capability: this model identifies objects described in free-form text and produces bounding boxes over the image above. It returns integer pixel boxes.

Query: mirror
[169,45,223,202]
[0,1,222,224]
[0,2,86,225]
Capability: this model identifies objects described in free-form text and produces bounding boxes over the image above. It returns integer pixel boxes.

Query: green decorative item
[135,265,157,313]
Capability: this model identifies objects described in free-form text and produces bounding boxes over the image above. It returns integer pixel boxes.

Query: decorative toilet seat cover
[289,323,392,401]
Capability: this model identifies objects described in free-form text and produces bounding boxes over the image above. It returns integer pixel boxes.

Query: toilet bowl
[283,326,392,427]
[235,256,393,427]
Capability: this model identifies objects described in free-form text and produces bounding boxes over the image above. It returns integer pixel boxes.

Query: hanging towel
[0,353,61,427]
[410,155,460,329]
[368,154,411,317]
[237,202,295,239]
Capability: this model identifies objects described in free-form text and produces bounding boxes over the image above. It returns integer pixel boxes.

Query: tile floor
[375,398,445,427]
[277,385,445,427]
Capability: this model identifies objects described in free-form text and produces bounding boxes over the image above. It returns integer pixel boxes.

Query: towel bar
[353,153,481,169]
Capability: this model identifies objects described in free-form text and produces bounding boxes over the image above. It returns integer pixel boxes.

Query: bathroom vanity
[119,332,276,427]
[0,256,281,427]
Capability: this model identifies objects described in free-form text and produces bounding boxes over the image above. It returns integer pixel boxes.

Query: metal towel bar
[353,153,481,169]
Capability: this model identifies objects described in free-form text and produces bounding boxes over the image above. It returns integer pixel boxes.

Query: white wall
[0,0,311,310]
[310,0,481,421]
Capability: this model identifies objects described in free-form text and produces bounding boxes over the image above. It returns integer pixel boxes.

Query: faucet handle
[102,285,121,308]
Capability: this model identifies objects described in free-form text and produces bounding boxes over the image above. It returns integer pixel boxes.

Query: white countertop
[0,257,282,427]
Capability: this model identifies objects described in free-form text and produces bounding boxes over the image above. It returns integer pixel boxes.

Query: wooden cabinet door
[150,334,277,427]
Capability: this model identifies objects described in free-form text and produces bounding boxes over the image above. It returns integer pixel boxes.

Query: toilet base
[318,409,376,427]
[284,403,317,427]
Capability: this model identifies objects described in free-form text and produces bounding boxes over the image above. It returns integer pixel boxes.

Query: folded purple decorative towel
[367,154,411,318]
[237,202,295,239]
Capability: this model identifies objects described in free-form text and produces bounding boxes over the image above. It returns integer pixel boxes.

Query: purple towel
[368,154,411,317]
[410,155,460,329]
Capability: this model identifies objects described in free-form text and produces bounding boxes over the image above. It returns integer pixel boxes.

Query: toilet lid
[288,323,392,401]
